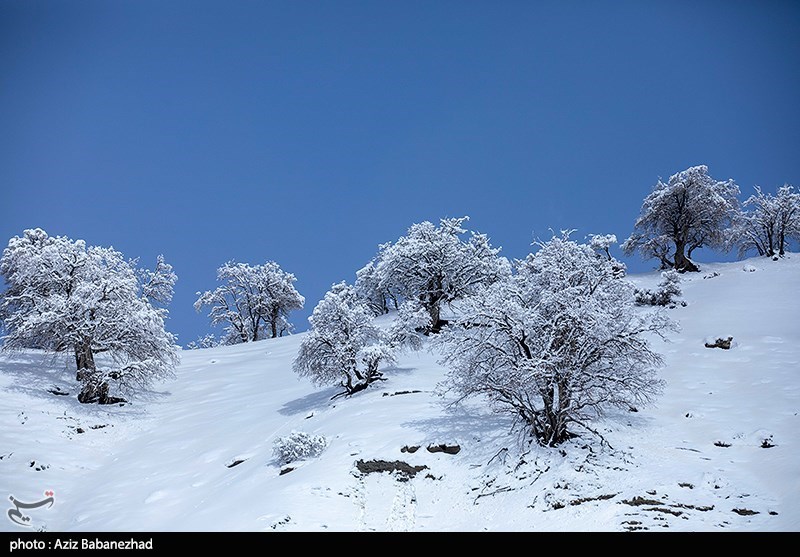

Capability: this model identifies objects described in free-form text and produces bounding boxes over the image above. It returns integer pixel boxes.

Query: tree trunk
[270,308,279,339]
[72,341,118,404]
[74,342,96,382]
[767,227,776,257]
[78,377,109,404]
[427,303,451,334]
[673,239,699,272]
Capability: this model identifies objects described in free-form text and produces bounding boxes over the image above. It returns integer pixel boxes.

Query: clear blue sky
[2,0,799,346]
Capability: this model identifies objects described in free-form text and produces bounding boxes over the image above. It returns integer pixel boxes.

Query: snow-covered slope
[1,256,798,532]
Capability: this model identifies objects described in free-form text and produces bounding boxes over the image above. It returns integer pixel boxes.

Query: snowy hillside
[1,256,798,532]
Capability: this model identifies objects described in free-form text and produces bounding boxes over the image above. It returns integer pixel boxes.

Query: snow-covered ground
[1,255,798,532]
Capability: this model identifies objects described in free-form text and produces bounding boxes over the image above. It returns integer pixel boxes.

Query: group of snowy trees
[733,185,800,258]
[1,163,795,447]
[295,217,507,395]
[0,229,305,403]
[294,164,798,448]
[194,261,304,345]
[292,219,674,447]
[623,165,799,272]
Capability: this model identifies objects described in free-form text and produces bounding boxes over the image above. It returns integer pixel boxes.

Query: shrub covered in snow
[186,334,218,350]
[635,270,682,306]
[273,431,327,464]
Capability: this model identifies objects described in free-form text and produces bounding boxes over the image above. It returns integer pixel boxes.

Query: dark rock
[355,459,428,481]
[382,390,422,397]
[705,337,733,349]
[401,445,420,453]
[732,508,759,516]
[426,443,461,455]
[622,496,663,506]
[279,467,295,476]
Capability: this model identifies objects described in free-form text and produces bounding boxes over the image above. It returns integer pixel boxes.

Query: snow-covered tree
[774,184,800,256]
[0,229,179,403]
[589,233,626,277]
[589,234,617,260]
[354,259,397,316]
[194,261,304,344]
[622,165,740,272]
[436,233,673,447]
[735,185,800,258]
[293,282,393,396]
[371,217,509,331]
[387,300,432,352]
[140,254,177,305]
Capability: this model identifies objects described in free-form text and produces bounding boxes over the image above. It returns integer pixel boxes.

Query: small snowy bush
[186,333,218,350]
[273,431,327,464]
[635,270,682,306]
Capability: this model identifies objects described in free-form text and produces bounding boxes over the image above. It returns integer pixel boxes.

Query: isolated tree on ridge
[622,165,740,272]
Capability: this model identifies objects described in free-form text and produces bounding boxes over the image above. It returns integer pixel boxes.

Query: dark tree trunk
[78,378,108,404]
[673,239,699,272]
[534,405,571,447]
[767,227,776,257]
[270,307,279,339]
[426,304,451,334]
[72,341,118,404]
[74,342,96,381]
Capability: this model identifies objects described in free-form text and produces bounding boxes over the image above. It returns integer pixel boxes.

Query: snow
[1,255,798,532]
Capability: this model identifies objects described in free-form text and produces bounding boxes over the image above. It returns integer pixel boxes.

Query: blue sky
[2,0,799,346]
